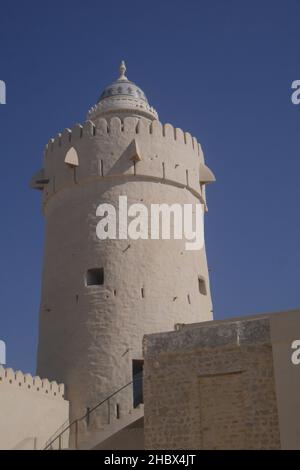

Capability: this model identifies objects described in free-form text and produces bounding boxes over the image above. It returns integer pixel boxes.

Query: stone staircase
[44,376,144,450]
[75,405,144,450]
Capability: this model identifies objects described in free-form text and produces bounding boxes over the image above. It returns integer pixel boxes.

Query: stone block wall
[143,315,282,449]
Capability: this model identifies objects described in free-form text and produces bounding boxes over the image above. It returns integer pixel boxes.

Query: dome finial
[119,60,127,80]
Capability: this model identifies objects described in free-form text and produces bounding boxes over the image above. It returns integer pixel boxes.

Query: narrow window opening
[141,288,145,298]
[86,268,104,286]
[132,360,144,408]
[114,289,117,297]
[187,294,191,305]
[198,276,207,295]
[116,403,120,419]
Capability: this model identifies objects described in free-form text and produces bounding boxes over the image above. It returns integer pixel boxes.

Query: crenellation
[24,373,34,387]
[42,378,50,392]
[38,116,216,207]
[136,118,150,136]
[53,133,62,149]
[5,368,14,381]
[163,123,175,140]
[123,116,139,134]
[184,131,193,147]
[150,119,163,136]
[0,366,64,400]
[33,376,42,389]
[42,118,207,163]
[109,116,123,135]
[97,117,109,135]
[175,127,185,144]
[50,381,59,394]
[15,371,24,384]
[61,128,72,146]
[197,142,202,158]
[71,123,83,140]
[83,120,96,136]
[47,138,54,154]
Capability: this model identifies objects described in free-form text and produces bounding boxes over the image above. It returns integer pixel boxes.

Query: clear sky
[1,0,300,374]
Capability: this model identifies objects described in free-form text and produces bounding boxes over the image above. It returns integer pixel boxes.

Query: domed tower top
[87,61,158,121]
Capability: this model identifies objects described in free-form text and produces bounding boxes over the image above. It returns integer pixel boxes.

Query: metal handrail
[44,373,143,450]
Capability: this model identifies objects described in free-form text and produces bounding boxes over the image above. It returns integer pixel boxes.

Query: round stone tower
[31,62,215,437]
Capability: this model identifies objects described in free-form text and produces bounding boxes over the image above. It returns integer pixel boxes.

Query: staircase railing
[43,373,143,450]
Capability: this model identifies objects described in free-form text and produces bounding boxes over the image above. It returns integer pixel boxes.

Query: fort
[1,62,300,450]
[30,60,215,447]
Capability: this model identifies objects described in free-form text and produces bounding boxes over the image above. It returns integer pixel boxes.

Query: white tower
[31,62,215,443]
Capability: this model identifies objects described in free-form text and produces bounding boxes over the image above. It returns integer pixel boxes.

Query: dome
[87,61,158,121]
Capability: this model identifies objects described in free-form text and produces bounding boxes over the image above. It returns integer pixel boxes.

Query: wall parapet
[30,116,215,209]
[43,118,203,158]
[0,366,65,400]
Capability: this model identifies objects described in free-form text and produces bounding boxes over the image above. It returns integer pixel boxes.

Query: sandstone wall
[143,315,282,449]
[0,366,69,450]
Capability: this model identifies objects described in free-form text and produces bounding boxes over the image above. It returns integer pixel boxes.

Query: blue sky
[0,0,300,373]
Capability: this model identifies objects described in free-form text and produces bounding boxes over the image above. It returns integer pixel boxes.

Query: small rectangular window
[86,268,104,286]
[198,276,207,295]
[116,403,120,419]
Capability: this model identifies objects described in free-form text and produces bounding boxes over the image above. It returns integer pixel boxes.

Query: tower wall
[36,116,213,428]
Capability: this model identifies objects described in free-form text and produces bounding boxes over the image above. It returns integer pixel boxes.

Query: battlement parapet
[31,117,215,207]
[0,366,65,400]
